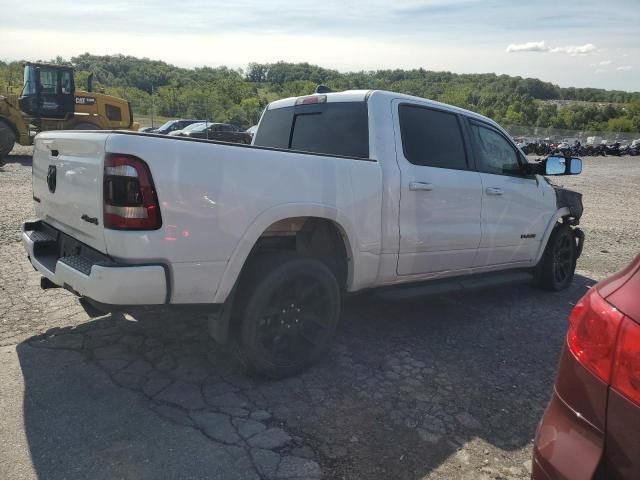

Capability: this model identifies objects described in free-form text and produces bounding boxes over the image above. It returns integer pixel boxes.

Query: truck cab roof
[267,89,502,131]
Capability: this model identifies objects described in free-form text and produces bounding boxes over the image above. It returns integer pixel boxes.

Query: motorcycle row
[519,140,640,157]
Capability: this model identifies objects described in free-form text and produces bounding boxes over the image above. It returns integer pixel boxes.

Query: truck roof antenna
[315,85,332,94]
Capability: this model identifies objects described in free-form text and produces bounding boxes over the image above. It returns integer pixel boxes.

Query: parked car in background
[152,119,204,135]
[167,121,207,137]
[246,125,258,139]
[533,254,640,479]
[175,122,252,144]
[137,126,155,133]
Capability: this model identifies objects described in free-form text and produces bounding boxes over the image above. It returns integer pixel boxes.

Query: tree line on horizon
[1,53,639,133]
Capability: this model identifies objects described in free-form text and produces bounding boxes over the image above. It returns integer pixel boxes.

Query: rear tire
[534,224,577,291]
[0,121,16,156]
[236,253,341,378]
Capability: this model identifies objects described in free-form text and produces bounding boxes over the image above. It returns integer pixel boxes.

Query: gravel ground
[0,147,638,480]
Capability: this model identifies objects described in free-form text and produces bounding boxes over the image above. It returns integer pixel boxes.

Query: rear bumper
[22,220,167,305]
[532,389,604,480]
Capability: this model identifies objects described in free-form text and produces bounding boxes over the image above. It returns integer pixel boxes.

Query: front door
[394,102,483,275]
[38,67,75,119]
[466,120,553,266]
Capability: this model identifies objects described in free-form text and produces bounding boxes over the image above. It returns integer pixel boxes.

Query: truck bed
[29,131,383,304]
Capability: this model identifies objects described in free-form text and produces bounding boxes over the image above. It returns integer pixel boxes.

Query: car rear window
[253,102,369,159]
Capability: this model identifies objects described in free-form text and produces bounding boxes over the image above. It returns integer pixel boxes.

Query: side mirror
[544,156,582,175]
[569,157,582,174]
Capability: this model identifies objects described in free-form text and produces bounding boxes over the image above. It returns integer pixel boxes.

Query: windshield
[156,120,177,131]
[186,122,212,132]
[182,122,211,132]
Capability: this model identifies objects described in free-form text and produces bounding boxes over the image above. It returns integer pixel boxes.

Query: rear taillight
[568,287,640,406]
[104,154,161,230]
[612,318,640,406]
[567,288,624,383]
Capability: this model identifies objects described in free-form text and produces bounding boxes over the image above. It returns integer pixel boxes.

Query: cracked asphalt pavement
[1,147,638,479]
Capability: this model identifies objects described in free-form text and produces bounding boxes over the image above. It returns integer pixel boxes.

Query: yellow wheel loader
[0,62,139,155]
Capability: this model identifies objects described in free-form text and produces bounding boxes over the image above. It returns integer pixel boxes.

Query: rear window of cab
[253,102,369,159]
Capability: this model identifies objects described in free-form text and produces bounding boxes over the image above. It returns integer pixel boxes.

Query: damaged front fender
[554,186,583,224]
[553,187,585,258]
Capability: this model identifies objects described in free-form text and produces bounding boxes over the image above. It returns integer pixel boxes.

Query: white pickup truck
[22,89,584,377]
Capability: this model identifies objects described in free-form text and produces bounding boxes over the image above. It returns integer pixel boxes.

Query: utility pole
[151,85,155,128]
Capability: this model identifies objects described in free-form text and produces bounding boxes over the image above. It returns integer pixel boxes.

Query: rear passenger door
[467,120,552,266]
[393,102,483,275]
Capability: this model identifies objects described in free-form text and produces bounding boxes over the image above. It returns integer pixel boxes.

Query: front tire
[535,224,577,291]
[0,121,16,156]
[237,253,341,379]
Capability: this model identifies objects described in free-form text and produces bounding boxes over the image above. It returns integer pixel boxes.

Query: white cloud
[506,42,597,56]
[616,65,633,71]
[549,44,596,55]
[591,60,612,66]
[595,69,607,74]
[506,41,548,53]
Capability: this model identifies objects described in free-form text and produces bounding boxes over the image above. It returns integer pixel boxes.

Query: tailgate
[32,132,109,253]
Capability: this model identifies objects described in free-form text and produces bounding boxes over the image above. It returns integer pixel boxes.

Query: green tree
[1,55,637,131]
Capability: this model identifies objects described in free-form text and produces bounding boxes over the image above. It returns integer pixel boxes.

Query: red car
[533,254,640,479]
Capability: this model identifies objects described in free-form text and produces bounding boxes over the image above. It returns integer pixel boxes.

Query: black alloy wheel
[238,254,341,378]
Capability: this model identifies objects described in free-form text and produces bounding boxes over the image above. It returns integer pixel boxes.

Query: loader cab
[19,63,75,119]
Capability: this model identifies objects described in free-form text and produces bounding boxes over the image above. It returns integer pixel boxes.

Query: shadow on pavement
[1,153,32,167]
[17,273,595,479]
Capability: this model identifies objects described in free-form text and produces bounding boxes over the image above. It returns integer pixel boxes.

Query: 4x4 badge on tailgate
[47,165,57,193]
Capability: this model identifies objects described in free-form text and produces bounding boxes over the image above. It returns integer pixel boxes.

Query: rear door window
[398,104,468,170]
[254,102,369,159]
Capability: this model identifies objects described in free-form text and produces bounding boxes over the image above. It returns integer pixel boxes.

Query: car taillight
[612,318,640,406]
[104,154,161,230]
[567,288,624,383]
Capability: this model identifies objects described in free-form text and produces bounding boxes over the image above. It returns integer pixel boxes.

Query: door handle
[409,181,433,191]
[485,187,504,196]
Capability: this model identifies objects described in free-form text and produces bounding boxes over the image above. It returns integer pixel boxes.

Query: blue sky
[0,0,638,91]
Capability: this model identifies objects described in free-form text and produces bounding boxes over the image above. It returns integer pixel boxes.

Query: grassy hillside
[1,54,639,132]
